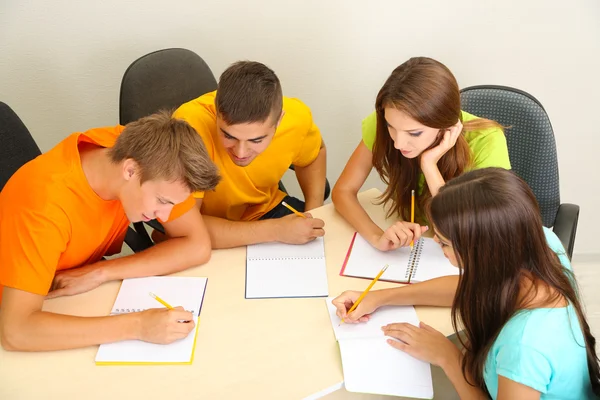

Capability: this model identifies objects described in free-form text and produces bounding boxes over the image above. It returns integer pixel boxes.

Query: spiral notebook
[325,298,433,398]
[245,237,328,299]
[340,233,458,283]
[95,276,208,365]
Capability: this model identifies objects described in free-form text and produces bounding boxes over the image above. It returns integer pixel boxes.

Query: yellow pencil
[410,189,415,250]
[149,292,174,309]
[340,264,389,325]
[282,201,306,218]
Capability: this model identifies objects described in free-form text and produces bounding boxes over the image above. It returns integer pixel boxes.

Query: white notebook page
[343,234,458,283]
[325,297,433,398]
[95,276,207,364]
[342,234,413,282]
[412,238,459,282]
[325,297,419,340]
[246,238,328,299]
[340,337,433,399]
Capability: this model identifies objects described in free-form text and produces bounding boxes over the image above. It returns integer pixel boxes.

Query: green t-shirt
[361,110,511,195]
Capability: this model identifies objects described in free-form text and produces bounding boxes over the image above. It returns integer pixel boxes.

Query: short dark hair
[215,61,283,126]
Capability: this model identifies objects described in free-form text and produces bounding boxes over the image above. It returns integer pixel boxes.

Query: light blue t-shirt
[484,227,595,399]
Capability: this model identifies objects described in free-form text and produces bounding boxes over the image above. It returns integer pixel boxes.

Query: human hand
[420,120,463,168]
[382,321,459,367]
[138,306,195,344]
[332,290,384,323]
[47,264,107,299]
[373,222,428,251]
[275,213,325,244]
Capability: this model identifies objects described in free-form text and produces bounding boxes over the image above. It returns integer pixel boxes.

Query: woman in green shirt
[332,57,511,251]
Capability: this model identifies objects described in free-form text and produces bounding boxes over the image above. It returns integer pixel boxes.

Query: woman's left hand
[382,321,459,367]
[420,120,463,168]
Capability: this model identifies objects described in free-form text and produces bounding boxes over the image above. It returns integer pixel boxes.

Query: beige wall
[1,0,598,255]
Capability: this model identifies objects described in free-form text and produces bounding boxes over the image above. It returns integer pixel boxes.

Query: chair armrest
[552,203,580,260]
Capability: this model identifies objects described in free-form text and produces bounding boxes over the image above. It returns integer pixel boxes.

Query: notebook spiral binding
[404,238,424,280]
[112,308,194,314]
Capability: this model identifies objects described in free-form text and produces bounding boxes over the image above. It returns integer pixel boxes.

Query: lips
[230,152,250,162]
[142,214,151,222]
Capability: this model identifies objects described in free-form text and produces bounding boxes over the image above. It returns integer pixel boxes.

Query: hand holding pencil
[332,265,389,324]
[276,200,326,244]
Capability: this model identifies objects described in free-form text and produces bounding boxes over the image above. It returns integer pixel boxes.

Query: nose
[234,142,249,158]
[392,133,406,150]
[155,205,174,222]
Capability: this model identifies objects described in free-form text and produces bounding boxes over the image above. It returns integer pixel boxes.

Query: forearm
[295,147,326,210]
[421,163,445,197]
[2,311,138,351]
[331,187,384,245]
[102,236,210,281]
[202,215,277,249]
[375,275,458,307]
[441,349,488,399]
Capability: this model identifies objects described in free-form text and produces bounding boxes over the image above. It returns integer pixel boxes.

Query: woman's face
[433,228,459,268]
[384,108,441,159]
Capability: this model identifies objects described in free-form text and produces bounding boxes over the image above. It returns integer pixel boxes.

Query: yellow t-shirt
[173,91,322,221]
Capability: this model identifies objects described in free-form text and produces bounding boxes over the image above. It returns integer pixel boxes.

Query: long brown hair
[429,168,600,395]
[372,57,502,220]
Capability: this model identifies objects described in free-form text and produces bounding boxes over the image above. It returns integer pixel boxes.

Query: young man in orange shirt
[164,61,327,249]
[0,111,220,351]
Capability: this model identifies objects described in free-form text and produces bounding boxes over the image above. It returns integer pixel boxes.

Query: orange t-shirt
[0,126,194,301]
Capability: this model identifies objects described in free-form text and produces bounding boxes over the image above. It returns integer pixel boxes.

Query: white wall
[1,0,599,255]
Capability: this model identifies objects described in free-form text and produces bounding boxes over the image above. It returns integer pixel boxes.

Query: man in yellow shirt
[166,61,327,249]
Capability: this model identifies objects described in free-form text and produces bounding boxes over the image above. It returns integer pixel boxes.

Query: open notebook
[341,233,459,283]
[326,298,433,398]
[95,276,208,365]
[245,237,328,299]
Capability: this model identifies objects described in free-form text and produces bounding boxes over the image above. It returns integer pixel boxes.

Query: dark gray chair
[0,102,42,191]
[0,102,147,254]
[120,48,329,249]
[460,85,579,259]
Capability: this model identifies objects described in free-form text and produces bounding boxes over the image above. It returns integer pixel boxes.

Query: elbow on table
[1,324,28,351]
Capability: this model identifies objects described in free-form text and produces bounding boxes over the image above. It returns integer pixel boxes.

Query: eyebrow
[220,128,268,142]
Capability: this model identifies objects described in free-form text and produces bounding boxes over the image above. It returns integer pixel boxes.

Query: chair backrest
[0,102,42,191]
[460,86,560,227]
[119,48,217,125]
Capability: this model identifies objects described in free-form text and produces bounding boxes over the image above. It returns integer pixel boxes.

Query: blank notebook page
[246,237,328,299]
[412,238,459,282]
[342,234,414,282]
[95,276,207,365]
[325,297,433,399]
[325,297,420,340]
[340,337,433,399]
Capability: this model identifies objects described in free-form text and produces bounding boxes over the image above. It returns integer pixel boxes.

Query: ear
[122,159,139,181]
[276,110,285,128]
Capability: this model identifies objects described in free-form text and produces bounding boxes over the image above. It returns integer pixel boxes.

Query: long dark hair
[429,167,600,395]
[372,57,502,220]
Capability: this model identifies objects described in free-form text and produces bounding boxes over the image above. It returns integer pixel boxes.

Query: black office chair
[0,102,148,254]
[120,48,330,249]
[460,85,579,259]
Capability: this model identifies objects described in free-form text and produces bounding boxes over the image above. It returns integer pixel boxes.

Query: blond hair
[108,110,220,191]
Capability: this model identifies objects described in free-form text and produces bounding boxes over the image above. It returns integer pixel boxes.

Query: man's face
[216,112,283,166]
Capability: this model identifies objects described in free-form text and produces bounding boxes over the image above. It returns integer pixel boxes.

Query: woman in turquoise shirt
[332,57,511,252]
[333,168,599,399]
